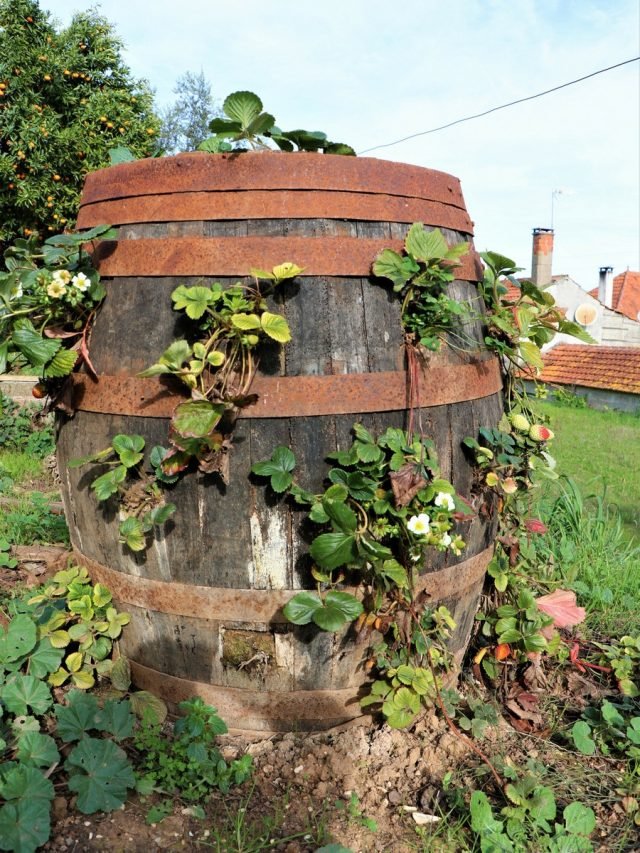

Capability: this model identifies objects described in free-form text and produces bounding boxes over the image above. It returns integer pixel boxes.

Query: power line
[358,56,640,155]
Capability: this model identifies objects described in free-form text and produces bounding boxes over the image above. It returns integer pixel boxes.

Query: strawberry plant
[198,90,354,154]
[0,225,113,383]
[373,223,470,351]
[71,262,301,551]
[253,424,465,635]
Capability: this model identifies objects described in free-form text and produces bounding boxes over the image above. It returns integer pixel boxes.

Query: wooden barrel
[57,152,503,733]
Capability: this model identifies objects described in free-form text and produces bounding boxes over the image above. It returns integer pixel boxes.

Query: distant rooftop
[536,344,640,395]
[588,270,640,321]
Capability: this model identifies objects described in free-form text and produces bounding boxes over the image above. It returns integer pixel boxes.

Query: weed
[133,697,253,800]
[0,450,43,486]
[203,783,330,852]
[334,792,378,833]
[0,393,55,458]
[533,478,640,634]
[0,492,69,545]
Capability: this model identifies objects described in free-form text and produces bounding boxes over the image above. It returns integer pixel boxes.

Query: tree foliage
[158,70,220,153]
[0,0,160,246]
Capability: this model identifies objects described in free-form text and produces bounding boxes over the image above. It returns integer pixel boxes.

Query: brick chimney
[598,266,614,308]
[531,227,554,286]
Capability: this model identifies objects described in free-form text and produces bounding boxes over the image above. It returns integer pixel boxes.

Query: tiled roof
[587,271,640,321]
[537,344,640,395]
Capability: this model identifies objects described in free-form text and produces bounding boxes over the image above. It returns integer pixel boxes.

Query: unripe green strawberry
[510,413,530,432]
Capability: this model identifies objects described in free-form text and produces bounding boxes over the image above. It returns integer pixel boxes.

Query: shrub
[0,0,160,246]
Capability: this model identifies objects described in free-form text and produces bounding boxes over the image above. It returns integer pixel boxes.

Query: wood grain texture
[58,158,503,731]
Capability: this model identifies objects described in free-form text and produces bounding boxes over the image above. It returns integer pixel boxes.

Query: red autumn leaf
[524,517,548,534]
[536,589,586,628]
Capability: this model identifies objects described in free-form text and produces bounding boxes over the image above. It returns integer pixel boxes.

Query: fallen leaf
[536,589,586,628]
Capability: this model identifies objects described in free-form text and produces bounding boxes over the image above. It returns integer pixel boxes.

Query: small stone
[387,790,403,805]
[412,812,441,826]
[293,764,304,774]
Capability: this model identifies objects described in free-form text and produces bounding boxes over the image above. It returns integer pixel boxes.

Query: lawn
[537,401,640,544]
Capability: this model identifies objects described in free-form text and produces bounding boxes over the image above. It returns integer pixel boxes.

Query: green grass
[0,449,45,486]
[0,492,69,546]
[525,403,640,634]
[534,477,640,634]
[537,402,640,544]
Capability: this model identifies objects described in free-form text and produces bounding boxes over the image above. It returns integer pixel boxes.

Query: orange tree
[0,0,160,247]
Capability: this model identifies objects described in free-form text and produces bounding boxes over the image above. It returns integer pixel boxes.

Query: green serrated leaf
[405,224,448,261]
[260,312,291,343]
[223,91,263,128]
[322,498,357,533]
[309,532,358,569]
[91,465,127,501]
[16,732,60,768]
[172,400,225,438]
[171,285,216,320]
[283,591,322,626]
[231,312,261,331]
[65,737,135,814]
[94,700,135,741]
[3,674,52,716]
[129,690,168,724]
[54,690,99,742]
[109,657,131,692]
[12,320,61,368]
[43,347,78,378]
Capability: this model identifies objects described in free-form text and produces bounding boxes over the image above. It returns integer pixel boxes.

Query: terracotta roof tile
[587,271,640,321]
[537,344,640,395]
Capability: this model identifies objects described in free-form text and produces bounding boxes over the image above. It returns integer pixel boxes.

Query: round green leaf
[283,591,322,625]
[260,311,291,343]
[563,802,596,837]
[0,614,37,663]
[309,532,358,569]
[65,737,135,814]
[16,732,60,768]
[223,91,263,127]
[0,794,52,853]
[3,674,52,716]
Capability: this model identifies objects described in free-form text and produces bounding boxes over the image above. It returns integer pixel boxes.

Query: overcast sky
[51,0,639,291]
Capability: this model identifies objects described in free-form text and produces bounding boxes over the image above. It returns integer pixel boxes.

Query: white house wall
[545,276,640,350]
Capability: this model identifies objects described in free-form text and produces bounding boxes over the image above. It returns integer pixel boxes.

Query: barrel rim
[80,151,468,209]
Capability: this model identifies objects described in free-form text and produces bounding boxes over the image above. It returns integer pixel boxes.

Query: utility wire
[358,56,640,155]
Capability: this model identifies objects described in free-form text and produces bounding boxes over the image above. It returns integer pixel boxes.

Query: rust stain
[77,190,473,233]
[91,235,483,281]
[129,660,367,731]
[80,151,467,209]
[77,545,492,623]
[68,360,503,418]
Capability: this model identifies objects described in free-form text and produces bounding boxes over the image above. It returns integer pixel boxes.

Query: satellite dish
[574,303,598,327]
